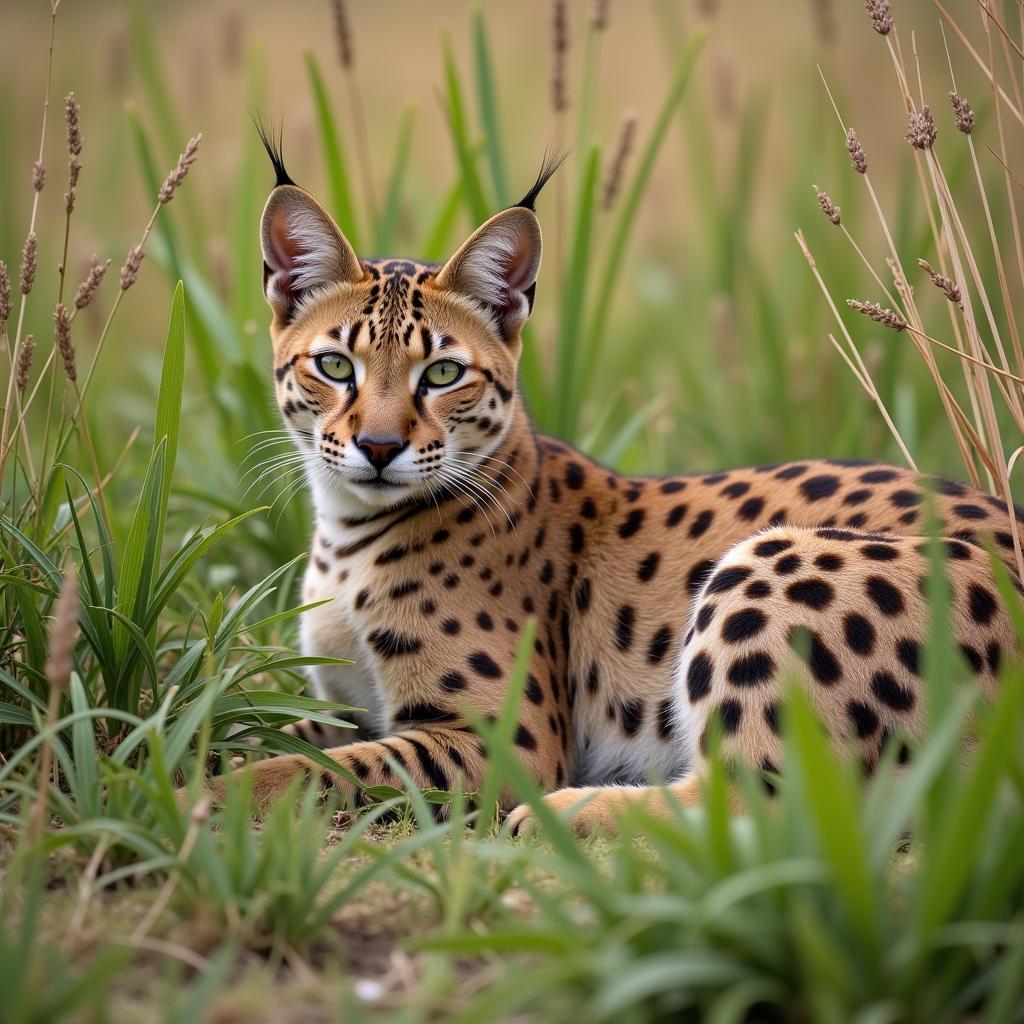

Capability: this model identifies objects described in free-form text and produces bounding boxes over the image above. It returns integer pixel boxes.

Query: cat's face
[260,180,543,514]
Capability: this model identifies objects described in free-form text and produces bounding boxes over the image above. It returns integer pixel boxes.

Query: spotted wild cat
[195,131,1021,835]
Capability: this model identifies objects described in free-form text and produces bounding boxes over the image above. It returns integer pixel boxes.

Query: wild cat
[196,132,1019,834]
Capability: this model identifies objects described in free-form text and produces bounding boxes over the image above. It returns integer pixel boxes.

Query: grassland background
[4,2,1024,1022]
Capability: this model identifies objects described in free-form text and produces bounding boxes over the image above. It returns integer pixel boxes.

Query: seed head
[158,134,202,204]
[551,0,569,114]
[847,298,908,331]
[74,256,111,310]
[20,232,38,296]
[32,160,46,193]
[918,258,963,310]
[65,93,82,212]
[120,245,145,291]
[16,335,35,392]
[845,128,868,174]
[0,261,11,332]
[603,112,638,210]
[591,0,610,31]
[865,0,893,35]
[54,303,76,382]
[331,0,354,69]
[44,564,79,697]
[906,106,937,150]
[949,91,974,134]
[814,186,841,226]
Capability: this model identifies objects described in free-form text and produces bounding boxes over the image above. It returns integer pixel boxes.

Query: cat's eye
[422,360,465,388]
[315,352,354,382]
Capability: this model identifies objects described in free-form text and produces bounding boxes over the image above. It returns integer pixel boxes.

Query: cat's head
[258,126,559,514]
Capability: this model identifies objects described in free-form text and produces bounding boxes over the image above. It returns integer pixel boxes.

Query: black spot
[847,700,880,739]
[706,565,752,594]
[648,626,672,664]
[986,641,1002,675]
[727,651,776,687]
[526,675,543,704]
[575,578,591,611]
[786,578,835,610]
[953,503,988,520]
[442,573,460,589]
[800,475,841,501]
[723,481,750,499]
[775,554,802,575]
[866,576,905,616]
[665,504,688,527]
[774,464,808,480]
[695,603,716,632]
[689,509,714,538]
[394,703,456,725]
[476,611,495,631]
[580,497,597,519]
[764,702,781,735]
[739,497,765,520]
[814,553,843,572]
[789,626,841,685]
[754,538,793,558]
[441,618,461,636]
[389,579,421,599]
[514,725,537,750]
[688,559,718,593]
[861,542,899,562]
[936,477,967,496]
[564,462,585,489]
[539,560,554,584]
[618,509,646,538]
[438,667,466,692]
[860,469,898,483]
[375,544,407,565]
[569,523,585,554]
[719,699,743,734]
[586,662,600,693]
[889,489,921,508]
[960,644,984,673]
[660,479,686,494]
[843,489,873,505]
[721,607,768,643]
[745,580,772,598]
[354,588,371,610]
[615,605,635,651]
[871,670,915,711]
[620,700,644,736]
[896,638,920,675]
[468,651,502,678]
[968,583,997,625]
[432,529,450,544]
[637,552,661,582]
[368,629,421,657]
[846,513,869,529]
[687,652,714,701]
[420,599,437,616]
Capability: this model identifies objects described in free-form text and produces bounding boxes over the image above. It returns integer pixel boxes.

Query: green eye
[423,360,465,388]
[315,352,354,382]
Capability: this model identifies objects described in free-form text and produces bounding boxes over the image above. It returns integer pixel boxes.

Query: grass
[2,0,1024,1019]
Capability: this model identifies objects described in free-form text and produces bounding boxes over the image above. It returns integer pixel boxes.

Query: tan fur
[190,175,1022,835]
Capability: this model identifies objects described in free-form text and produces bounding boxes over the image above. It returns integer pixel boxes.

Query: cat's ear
[433,206,543,340]
[260,185,364,322]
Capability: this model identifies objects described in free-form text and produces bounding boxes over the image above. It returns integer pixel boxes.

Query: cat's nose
[356,435,407,472]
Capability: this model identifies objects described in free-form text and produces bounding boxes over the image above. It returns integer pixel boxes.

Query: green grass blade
[372,105,416,255]
[441,33,491,224]
[472,9,509,208]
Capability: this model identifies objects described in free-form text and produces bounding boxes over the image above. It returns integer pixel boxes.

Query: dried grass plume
[847,298,908,331]
[846,128,868,174]
[906,106,937,150]
[158,134,202,204]
[814,186,841,226]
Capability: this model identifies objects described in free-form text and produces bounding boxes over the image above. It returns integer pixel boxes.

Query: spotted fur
[199,143,1023,835]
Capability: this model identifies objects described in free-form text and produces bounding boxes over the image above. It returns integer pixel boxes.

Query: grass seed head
[591,0,609,31]
[331,0,353,69]
[16,335,35,392]
[865,0,893,35]
[848,298,908,331]
[0,260,10,331]
[603,111,638,210]
[32,160,46,193]
[918,258,963,309]
[54,303,76,382]
[158,134,202,204]
[551,0,569,113]
[814,186,841,226]
[44,563,79,697]
[949,91,974,134]
[846,128,868,174]
[120,245,144,291]
[65,92,82,212]
[74,256,111,310]
[20,231,38,296]
[906,106,937,150]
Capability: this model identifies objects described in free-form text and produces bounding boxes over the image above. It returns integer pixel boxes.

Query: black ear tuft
[513,147,569,211]
[254,115,297,188]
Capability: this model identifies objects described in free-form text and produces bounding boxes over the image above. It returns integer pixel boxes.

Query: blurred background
[2,0,1019,569]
